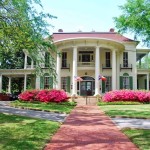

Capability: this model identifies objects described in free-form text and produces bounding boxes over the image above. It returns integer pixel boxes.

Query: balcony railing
[77,62,95,67]
[61,63,70,69]
[137,64,150,69]
[120,64,132,71]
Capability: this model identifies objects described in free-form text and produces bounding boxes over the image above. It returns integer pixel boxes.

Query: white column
[24,53,27,69]
[94,46,100,95]
[0,74,2,93]
[112,49,117,90]
[31,59,34,68]
[56,52,61,89]
[146,53,149,69]
[72,46,77,96]
[24,74,27,91]
[8,77,12,93]
[35,76,40,89]
[147,73,149,90]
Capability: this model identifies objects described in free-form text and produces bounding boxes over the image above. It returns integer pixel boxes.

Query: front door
[80,81,92,96]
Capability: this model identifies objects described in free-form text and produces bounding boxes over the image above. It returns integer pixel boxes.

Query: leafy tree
[0,0,57,76]
[114,0,150,47]
[0,50,24,69]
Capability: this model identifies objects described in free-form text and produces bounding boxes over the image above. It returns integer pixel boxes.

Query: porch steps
[73,96,98,106]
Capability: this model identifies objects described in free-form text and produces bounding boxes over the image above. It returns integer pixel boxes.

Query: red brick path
[44,106,139,150]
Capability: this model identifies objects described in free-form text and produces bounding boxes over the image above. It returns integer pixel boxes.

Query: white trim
[56,53,61,89]
[72,46,77,95]
[24,74,27,91]
[8,77,11,93]
[94,46,100,95]
[112,50,117,90]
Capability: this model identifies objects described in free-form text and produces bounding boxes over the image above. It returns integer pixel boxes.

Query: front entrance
[77,76,95,96]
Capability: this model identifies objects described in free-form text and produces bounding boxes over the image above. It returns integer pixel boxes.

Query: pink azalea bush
[19,89,68,103]
[103,90,150,103]
[18,90,39,102]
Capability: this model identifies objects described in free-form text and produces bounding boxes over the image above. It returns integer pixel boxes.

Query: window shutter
[49,77,53,89]
[102,81,105,93]
[67,76,70,92]
[40,76,44,89]
[120,76,123,89]
[129,76,133,90]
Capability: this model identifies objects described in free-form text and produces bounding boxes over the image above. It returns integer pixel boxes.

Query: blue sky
[39,0,147,48]
[40,0,127,33]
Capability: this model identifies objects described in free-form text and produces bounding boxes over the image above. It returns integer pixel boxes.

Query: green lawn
[122,129,150,150]
[0,113,60,150]
[99,104,150,119]
[10,100,76,114]
[99,103,150,149]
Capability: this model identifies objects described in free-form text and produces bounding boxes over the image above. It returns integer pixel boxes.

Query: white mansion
[0,28,150,96]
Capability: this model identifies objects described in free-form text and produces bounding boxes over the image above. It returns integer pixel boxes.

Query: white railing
[26,65,35,69]
[77,62,95,67]
[137,64,150,69]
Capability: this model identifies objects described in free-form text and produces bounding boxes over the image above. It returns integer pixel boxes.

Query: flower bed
[19,89,69,103]
[103,90,150,103]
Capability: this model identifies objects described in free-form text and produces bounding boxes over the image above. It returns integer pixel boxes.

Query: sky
[38,0,147,48]
[40,0,127,33]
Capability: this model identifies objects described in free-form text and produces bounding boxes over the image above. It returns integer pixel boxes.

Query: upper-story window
[105,52,110,67]
[45,52,50,67]
[123,52,128,67]
[79,51,94,62]
[62,52,67,68]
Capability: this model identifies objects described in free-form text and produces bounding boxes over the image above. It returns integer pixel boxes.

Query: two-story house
[0,28,150,96]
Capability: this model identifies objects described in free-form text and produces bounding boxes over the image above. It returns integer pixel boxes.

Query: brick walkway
[44,106,139,150]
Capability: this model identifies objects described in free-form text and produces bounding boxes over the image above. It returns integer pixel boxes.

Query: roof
[52,32,135,43]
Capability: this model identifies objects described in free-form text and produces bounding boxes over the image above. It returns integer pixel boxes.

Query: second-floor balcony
[78,62,95,67]
[61,63,70,69]
[120,64,132,71]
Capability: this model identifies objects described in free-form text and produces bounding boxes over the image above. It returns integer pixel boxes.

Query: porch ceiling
[54,37,125,51]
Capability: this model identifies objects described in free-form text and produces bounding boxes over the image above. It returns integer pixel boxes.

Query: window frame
[105,52,111,67]
[123,52,128,67]
[61,77,67,91]
[105,76,112,92]
[62,52,67,68]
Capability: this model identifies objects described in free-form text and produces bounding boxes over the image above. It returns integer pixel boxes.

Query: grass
[10,100,76,114]
[0,113,60,150]
[122,129,150,150]
[99,103,150,149]
[98,101,142,105]
[99,104,150,119]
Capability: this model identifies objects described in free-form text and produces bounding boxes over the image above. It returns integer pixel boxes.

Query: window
[105,52,110,67]
[44,76,51,89]
[45,52,50,67]
[105,76,112,92]
[62,52,67,68]
[61,77,67,91]
[123,52,128,67]
[78,51,94,62]
[123,76,130,89]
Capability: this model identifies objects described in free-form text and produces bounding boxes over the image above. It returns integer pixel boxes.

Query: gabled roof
[52,32,135,43]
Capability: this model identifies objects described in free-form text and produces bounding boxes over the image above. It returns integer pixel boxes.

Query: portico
[55,38,124,96]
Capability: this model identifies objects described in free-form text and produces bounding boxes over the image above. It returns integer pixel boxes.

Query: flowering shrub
[103,90,150,103]
[19,90,39,102]
[19,89,68,103]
